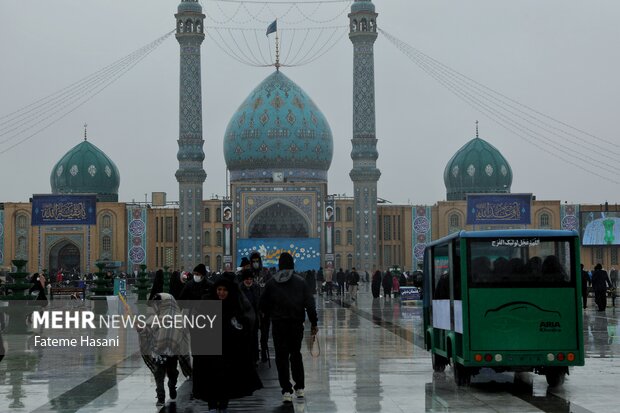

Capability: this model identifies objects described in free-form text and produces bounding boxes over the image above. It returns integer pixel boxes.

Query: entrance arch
[248,201,310,238]
[49,240,81,274]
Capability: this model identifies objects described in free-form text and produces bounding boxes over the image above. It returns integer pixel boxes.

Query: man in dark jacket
[346,267,360,301]
[592,263,612,311]
[179,264,211,301]
[259,252,318,403]
[336,268,346,296]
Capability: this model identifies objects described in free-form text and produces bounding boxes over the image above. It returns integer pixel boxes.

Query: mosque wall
[1,201,128,274]
[0,198,617,275]
[332,198,355,271]
[148,206,179,271]
[201,199,226,272]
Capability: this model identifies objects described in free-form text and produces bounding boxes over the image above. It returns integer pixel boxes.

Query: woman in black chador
[202,277,263,411]
[371,270,382,298]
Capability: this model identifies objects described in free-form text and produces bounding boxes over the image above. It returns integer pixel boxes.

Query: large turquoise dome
[223,71,333,182]
[444,137,513,201]
[50,140,120,202]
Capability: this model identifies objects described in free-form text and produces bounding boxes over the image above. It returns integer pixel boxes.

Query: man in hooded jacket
[259,252,318,403]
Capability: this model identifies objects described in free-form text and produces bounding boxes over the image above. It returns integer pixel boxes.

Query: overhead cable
[379,28,620,185]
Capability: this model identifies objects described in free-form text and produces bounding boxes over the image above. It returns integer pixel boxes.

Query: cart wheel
[432,353,448,372]
[453,363,471,386]
[545,367,566,387]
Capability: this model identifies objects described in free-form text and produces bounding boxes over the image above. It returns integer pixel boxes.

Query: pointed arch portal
[248,202,309,239]
[49,240,81,273]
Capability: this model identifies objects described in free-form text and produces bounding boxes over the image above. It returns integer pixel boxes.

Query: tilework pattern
[176,3,207,270]
[350,1,380,273]
[224,71,334,179]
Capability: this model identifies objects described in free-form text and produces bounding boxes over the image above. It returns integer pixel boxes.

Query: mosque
[0,0,615,276]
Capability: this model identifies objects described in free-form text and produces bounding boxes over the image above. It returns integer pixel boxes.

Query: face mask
[193,275,203,283]
[252,262,260,270]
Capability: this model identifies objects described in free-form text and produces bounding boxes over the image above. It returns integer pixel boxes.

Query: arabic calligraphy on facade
[41,202,87,221]
[475,202,520,221]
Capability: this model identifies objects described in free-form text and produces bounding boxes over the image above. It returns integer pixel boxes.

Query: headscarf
[139,293,190,357]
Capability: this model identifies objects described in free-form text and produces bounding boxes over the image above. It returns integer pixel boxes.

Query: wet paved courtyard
[0,283,618,412]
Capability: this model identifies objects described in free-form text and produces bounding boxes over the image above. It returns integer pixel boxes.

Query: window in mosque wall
[346,207,353,222]
[539,213,550,228]
[383,245,392,266]
[449,213,460,228]
[335,230,341,245]
[17,215,27,230]
[165,248,174,267]
[17,236,27,258]
[102,215,111,229]
[159,217,164,241]
[347,254,353,270]
[165,217,173,242]
[383,216,391,241]
[102,236,111,252]
[155,218,159,242]
[594,247,603,262]
[346,230,353,245]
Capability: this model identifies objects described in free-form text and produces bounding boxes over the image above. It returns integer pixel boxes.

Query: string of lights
[403,44,620,163]
[399,39,620,159]
[202,0,351,26]
[206,25,347,67]
[0,31,174,154]
[380,28,620,185]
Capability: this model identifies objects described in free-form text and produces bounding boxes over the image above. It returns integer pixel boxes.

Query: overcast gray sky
[1,0,619,205]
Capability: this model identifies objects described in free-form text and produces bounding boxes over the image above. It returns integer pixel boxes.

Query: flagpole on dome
[266,19,279,71]
[275,25,280,71]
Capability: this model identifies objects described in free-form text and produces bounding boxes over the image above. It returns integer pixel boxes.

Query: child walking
[138,293,191,406]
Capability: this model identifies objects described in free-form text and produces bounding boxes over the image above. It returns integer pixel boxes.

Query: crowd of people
[144,251,318,411]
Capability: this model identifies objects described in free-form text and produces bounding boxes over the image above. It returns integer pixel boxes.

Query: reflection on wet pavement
[0,284,618,412]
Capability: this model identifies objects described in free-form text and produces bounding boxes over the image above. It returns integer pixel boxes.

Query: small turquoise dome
[51,140,120,202]
[351,0,376,13]
[177,0,202,13]
[224,71,333,182]
[444,137,513,201]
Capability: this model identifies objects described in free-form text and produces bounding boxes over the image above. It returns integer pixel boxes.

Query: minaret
[175,0,206,270]
[349,0,380,273]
